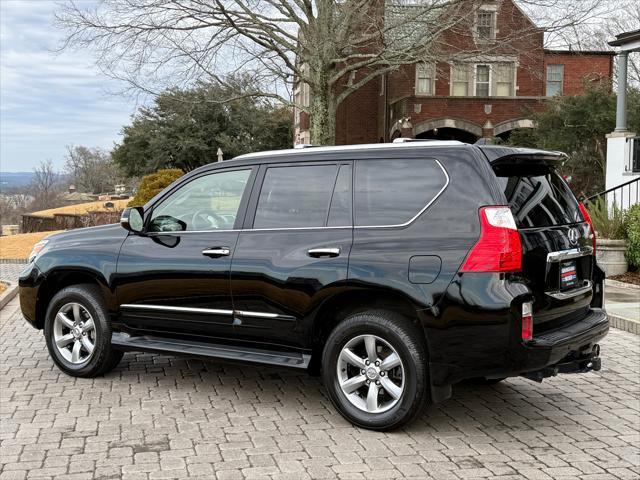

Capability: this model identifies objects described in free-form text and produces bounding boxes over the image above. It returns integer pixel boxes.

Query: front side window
[546,64,564,96]
[416,63,435,95]
[354,159,447,227]
[477,11,495,41]
[149,169,251,232]
[452,64,470,96]
[475,64,490,96]
[253,164,339,229]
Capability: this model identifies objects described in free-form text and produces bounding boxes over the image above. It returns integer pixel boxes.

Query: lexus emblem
[568,228,580,246]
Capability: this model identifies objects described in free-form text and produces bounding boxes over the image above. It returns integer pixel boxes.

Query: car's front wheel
[44,284,123,377]
[322,310,429,430]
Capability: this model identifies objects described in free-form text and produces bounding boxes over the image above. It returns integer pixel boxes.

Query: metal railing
[586,177,639,211]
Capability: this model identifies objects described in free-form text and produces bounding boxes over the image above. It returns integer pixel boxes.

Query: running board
[111,333,310,369]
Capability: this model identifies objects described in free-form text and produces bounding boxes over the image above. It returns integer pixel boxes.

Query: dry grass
[29,199,129,218]
[0,231,64,259]
[0,282,6,294]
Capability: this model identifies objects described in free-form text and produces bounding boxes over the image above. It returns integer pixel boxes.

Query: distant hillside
[0,172,35,189]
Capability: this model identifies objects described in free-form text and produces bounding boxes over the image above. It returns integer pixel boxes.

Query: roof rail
[392,138,441,143]
[293,143,320,149]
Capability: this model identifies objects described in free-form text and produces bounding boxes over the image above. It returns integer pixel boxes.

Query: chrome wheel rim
[53,302,96,365]
[337,334,405,414]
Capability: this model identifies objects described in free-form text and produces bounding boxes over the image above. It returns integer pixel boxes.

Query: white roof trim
[234,141,465,160]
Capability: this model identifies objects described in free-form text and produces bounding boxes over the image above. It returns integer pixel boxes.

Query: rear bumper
[496,307,609,380]
[429,307,609,388]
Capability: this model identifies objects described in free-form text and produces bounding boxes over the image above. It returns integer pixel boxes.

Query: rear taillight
[522,302,533,341]
[460,206,522,273]
[579,202,596,255]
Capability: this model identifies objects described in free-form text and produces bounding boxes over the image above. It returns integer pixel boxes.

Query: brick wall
[298,0,614,144]
[335,73,382,145]
[544,52,613,96]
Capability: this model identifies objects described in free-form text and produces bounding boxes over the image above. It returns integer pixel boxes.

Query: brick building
[294,0,614,145]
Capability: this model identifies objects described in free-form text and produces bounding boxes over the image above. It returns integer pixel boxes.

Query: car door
[229,161,353,348]
[115,167,255,339]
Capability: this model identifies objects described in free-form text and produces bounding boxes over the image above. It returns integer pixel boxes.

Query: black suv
[19,141,608,430]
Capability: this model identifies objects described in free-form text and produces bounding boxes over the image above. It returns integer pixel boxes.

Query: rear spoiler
[478,146,568,167]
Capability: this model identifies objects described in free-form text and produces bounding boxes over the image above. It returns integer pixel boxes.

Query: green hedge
[128,169,184,207]
[625,204,640,269]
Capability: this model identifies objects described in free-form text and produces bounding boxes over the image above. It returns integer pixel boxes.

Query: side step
[111,332,311,369]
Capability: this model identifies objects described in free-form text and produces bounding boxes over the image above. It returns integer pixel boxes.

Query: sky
[0,0,137,173]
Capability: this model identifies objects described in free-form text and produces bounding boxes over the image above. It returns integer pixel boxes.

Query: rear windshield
[494,166,582,228]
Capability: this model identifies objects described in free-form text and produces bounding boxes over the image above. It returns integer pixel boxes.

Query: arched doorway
[413,118,483,144]
[493,119,534,143]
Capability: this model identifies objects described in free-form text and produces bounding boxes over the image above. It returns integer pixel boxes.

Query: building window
[416,63,435,95]
[301,82,310,107]
[546,64,564,96]
[452,64,470,96]
[476,11,495,41]
[475,65,490,96]
[494,63,514,97]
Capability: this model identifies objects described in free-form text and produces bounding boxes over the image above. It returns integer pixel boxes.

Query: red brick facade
[295,0,614,145]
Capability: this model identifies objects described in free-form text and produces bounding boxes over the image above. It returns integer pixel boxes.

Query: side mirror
[121,207,145,234]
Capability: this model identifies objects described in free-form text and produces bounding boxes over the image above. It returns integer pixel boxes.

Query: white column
[615,51,628,132]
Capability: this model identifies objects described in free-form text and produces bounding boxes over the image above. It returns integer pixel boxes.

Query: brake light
[522,302,533,341]
[578,203,596,255]
[460,206,522,273]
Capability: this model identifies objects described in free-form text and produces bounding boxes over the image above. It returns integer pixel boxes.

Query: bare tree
[57,0,610,145]
[65,145,121,194]
[30,160,62,210]
[555,0,639,87]
[0,193,32,226]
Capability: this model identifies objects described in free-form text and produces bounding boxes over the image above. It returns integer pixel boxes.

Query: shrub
[128,169,184,207]
[586,197,627,240]
[625,204,640,269]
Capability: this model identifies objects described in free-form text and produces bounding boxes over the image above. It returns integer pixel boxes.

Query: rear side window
[354,159,447,227]
[253,164,338,229]
[327,164,352,226]
[495,169,582,228]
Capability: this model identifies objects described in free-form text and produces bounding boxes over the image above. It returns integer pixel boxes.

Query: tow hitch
[522,345,602,383]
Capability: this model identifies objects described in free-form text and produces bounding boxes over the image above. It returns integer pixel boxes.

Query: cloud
[0,0,137,173]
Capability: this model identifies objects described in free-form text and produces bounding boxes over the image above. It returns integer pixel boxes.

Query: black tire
[321,310,429,431]
[44,284,123,378]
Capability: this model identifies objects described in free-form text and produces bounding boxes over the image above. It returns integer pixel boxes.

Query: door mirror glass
[121,207,145,233]
[148,215,187,233]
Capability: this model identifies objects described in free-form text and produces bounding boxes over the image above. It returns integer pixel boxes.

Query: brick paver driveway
[1,301,639,480]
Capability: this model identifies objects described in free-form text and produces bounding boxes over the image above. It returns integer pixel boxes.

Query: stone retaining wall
[21,210,122,233]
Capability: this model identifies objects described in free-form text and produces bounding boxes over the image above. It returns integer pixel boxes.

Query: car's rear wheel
[44,284,123,377]
[322,310,429,431]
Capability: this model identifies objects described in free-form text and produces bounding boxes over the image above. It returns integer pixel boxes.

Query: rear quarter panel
[347,147,511,378]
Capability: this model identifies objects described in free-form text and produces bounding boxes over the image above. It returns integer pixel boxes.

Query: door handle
[202,247,231,257]
[307,247,341,258]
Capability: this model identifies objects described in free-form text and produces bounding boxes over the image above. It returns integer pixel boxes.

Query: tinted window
[254,165,337,228]
[495,169,581,228]
[327,164,352,226]
[149,169,251,232]
[354,159,446,226]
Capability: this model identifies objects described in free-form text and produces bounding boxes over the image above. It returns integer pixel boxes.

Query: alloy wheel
[337,334,405,413]
[53,302,96,364]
